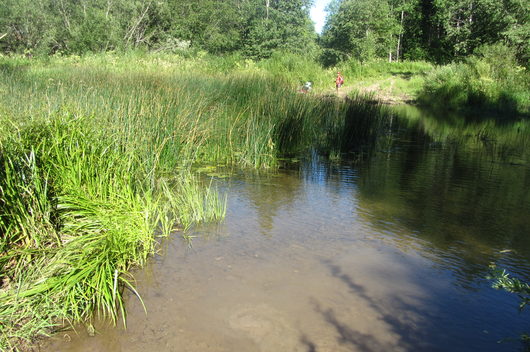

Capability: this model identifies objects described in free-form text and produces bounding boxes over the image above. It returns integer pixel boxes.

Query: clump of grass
[0,112,225,349]
[316,93,387,154]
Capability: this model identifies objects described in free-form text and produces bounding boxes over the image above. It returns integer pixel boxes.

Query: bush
[418,44,530,116]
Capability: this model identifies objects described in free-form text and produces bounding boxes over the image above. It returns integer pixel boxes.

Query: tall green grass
[0,53,389,349]
[0,113,225,349]
[418,44,530,116]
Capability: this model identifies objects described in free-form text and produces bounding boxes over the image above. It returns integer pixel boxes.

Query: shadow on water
[282,105,530,351]
[313,303,385,352]
[299,334,318,352]
[314,260,437,352]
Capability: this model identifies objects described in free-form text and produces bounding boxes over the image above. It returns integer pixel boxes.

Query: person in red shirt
[335,71,344,93]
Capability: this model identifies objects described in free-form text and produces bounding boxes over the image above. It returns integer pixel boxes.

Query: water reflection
[355,107,530,282]
[295,106,530,285]
[236,172,304,236]
[42,107,530,352]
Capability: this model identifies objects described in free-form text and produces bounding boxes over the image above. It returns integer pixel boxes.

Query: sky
[310,0,332,34]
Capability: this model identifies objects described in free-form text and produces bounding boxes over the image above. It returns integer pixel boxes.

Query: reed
[0,53,388,349]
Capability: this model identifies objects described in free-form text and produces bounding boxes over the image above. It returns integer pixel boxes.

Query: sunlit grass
[0,53,389,349]
[417,46,530,116]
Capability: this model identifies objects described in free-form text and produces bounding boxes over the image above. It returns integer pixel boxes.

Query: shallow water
[44,109,530,352]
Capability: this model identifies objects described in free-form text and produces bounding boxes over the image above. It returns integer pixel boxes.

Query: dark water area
[44,107,530,352]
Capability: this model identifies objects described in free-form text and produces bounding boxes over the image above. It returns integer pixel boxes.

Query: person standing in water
[335,71,344,93]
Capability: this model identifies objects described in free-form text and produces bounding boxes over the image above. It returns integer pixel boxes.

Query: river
[43,107,529,352]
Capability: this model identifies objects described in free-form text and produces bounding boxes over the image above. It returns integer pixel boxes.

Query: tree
[321,0,399,63]
[244,18,282,59]
[0,0,56,54]
[243,0,317,59]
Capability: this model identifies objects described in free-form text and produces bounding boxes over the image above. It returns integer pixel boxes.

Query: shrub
[418,44,530,116]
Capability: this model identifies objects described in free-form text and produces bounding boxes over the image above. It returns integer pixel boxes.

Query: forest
[1,0,527,64]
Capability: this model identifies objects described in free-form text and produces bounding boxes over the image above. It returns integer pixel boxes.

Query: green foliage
[321,0,529,66]
[0,0,318,58]
[490,265,530,311]
[501,0,530,65]
[418,44,530,115]
[340,58,432,79]
[321,0,399,64]
[256,51,330,89]
[431,0,529,63]
[489,264,530,347]
[244,19,283,60]
[0,0,526,68]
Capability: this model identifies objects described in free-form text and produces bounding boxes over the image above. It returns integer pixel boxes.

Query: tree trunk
[58,0,72,32]
[266,0,270,20]
[396,10,404,62]
[106,0,112,20]
[124,3,151,47]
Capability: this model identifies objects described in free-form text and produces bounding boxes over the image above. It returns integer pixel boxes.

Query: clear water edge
[42,107,530,352]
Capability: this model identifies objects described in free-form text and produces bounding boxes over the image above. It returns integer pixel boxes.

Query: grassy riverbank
[417,45,530,117]
[0,53,388,349]
[254,51,529,116]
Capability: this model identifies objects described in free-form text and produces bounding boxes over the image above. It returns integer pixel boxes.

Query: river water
[44,108,529,352]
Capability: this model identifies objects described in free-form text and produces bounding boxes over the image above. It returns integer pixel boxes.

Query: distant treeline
[321,0,529,66]
[0,0,528,66]
[0,0,316,59]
